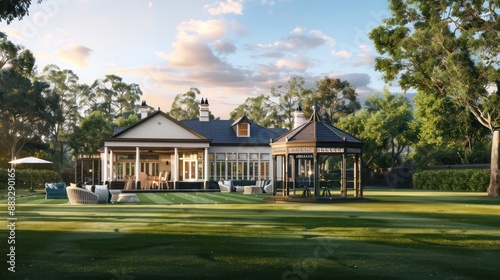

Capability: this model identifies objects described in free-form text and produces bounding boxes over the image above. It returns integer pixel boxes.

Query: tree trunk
[487,130,500,197]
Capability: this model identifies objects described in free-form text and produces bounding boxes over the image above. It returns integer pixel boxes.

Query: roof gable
[112,111,206,140]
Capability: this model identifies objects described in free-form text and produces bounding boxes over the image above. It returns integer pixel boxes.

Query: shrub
[0,168,62,189]
[413,169,489,192]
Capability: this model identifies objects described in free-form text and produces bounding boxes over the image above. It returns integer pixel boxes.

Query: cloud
[352,53,375,67]
[275,58,310,72]
[257,27,335,52]
[359,44,371,52]
[204,0,244,15]
[213,40,237,54]
[331,50,352,58]
[56,44,93,68]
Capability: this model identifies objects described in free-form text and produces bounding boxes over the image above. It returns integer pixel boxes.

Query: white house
[99,99,288,190]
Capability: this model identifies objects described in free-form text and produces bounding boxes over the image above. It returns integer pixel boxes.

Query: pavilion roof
[273,107,363,146]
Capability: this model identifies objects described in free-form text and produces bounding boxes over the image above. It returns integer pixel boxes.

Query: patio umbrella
[9,157,53,192]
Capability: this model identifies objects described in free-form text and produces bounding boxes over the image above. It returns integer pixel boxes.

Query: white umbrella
[9,157,53,191]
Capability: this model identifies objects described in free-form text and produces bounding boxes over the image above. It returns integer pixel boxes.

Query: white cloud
[353,53,375,66]
[331,50,352,58]
[56,44,93,68]
[257,27,335,52]
[204,0,244,15]
[275,58,310,72]
[359,44,371,52]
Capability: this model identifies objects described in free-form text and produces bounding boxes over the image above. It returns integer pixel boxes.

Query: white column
[174,148,179,188]
[103,147,108,184]
[109,149,114,186]
[342,154,347,197]
[135,147,140,189]
[269,154,274,182]
[204,148,209,189]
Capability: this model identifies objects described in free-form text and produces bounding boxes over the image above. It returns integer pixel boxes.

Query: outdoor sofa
[45,182,67,199]
[219,180,272,193]
[66,184,110,204]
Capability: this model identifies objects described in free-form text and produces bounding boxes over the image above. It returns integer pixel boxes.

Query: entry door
[183,159,197,180]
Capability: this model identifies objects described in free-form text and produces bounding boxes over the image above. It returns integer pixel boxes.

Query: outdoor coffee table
[243,186,262,195]
[109,190,122,203]
[117,193,140,203]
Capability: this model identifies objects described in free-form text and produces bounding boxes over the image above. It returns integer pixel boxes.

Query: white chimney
[199,98,209,122]
[140,101,150,119]
[293,105,306,129]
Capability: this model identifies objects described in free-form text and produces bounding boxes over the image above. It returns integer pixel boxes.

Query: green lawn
[1,189,500,279]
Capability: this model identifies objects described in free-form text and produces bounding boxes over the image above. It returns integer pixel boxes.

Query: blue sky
[1,0,401,119]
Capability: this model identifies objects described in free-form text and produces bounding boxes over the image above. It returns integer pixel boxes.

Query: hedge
[0,168,62,189]
[413,169,490,192]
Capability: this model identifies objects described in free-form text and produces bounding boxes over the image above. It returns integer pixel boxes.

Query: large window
[209,152,270,181]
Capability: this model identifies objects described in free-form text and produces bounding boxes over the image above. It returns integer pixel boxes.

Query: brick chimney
[293,105,306,129]
[199,98,209,122]
[140,100,150,119]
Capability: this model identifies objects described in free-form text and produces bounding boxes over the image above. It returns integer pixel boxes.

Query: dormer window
[232,115,252,137]
[237,123,249,137]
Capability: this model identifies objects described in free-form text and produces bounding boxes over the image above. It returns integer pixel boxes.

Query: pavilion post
[341,153,347,197]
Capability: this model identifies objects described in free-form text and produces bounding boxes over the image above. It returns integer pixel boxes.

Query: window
[237,123,249,137]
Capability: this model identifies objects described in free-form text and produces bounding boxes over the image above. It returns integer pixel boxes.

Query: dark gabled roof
[231,115,252,127]
[273,108,363,146]
[181,119,287,146]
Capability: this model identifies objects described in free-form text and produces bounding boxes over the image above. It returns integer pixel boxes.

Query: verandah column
[109,149,114,187]
[204,148,208,189]
[103,147,108,185]
[341,153,347,197]
[174,148,179,189]
[135,147,140,190]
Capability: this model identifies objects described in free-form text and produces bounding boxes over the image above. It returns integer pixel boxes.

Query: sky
[1,0,401,119]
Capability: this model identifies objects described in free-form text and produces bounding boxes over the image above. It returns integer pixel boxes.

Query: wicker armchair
[66,187,98,204]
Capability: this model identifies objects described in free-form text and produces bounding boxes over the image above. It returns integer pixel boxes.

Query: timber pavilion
[270,106,364,201]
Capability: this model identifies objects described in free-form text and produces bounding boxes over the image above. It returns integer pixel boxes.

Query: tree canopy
[0,0,41,24]
[369,0,500,196]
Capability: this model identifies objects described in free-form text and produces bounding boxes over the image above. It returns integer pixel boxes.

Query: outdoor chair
[94,185,110,203]
[218,181,231,192]
[151,172,162,189]
[66,186,98,204]
[139,172,150,190]
[161,171,170,189]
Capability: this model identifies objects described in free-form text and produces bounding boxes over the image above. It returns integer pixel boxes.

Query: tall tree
[38,64,89,170]
[370,0,500,197]
[337,90,417,169]
[230,94,280,127]
[301,76,360,124]
[0,33,58,161]
[88,74,142,119]
[413,91,490,165]
[0,0,42,24]
[169,88,202,121]
[69,111,114,157]
[270,76,305,129]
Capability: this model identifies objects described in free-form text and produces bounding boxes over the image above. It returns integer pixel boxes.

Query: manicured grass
[1,189,500,279]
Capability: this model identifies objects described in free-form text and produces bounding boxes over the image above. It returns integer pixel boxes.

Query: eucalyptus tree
[38,64,89,169]
[229,94,281,127]
[413,91,490,165]
[301,76,360,124]
[337,89,417,169]
[0,32,59,161]
[269,76,306,129]
[169,88,215,121]
[0,0,42,24]
[88,74,142,119]
[369,0,500,197]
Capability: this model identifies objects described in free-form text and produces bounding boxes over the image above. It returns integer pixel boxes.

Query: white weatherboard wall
[117,114,201,140]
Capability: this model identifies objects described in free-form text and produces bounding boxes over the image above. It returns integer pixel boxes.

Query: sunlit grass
[1,188,500,279]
